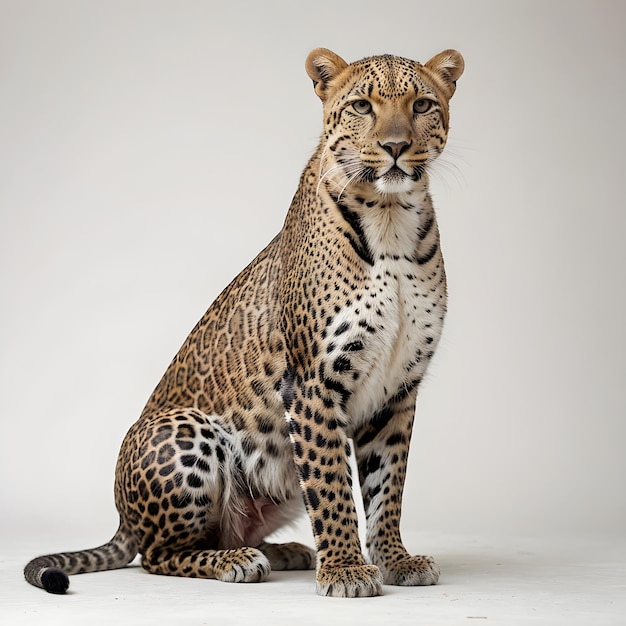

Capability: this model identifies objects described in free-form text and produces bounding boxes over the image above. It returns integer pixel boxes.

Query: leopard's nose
[379,140,411,159]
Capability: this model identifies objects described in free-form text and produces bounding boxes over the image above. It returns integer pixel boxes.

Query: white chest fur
[324,191,446,428]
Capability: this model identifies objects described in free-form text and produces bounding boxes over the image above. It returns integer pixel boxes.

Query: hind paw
[213,547,271,583]
[257,541,316,571]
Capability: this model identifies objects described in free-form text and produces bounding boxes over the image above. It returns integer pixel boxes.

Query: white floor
[2,529,624,626]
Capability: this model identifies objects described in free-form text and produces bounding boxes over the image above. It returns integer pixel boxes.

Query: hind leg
[118,407,273,583]
[257,541,316,571]
[142,546,271,582]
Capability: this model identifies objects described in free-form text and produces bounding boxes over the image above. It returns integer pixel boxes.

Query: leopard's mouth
[376,164,407,181]
[375,165,415,194]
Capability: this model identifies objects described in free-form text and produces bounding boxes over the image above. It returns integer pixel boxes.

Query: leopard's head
[306,48,464,196]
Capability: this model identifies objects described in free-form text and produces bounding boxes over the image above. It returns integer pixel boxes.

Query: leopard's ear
[306,48,348,101]
[423,49,464,98]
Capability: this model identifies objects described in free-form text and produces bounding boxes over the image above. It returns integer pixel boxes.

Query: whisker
[425,142,471,190]
[337,163,366,200]
[317,151,367,198]
[317,163,347,196]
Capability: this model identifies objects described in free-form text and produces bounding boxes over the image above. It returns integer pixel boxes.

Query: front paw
[382,555,440,586]
[316,564,383,598]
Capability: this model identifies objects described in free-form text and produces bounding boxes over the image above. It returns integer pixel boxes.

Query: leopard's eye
[413,98,433,114]
[352,100,372,114]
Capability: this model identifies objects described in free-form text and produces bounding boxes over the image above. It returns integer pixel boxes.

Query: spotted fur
[24,47,464,598]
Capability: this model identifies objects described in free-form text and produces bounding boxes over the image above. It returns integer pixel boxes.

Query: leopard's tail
[23,523,138,594]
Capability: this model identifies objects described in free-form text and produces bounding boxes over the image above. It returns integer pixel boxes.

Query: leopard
[24,46,464,598]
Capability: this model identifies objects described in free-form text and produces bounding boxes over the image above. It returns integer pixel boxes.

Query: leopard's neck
[314,170,437,266]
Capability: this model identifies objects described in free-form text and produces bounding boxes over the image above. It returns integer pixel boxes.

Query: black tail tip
[41,569,70,594]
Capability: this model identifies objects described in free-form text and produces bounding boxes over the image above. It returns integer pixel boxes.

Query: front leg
[353,398,440,586]
[284,377,383,598]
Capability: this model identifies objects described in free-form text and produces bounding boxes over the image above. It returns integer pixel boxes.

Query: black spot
[303,424,312,442]
[199,442,212,457]
[355,406,394,447]
[187,473,202,488]
[334,321,350,336]
[150,479,163,498]
[241,437,257,455]
[257,418,274,434]
[416,242,438,265]
[300,462,311,481]
[333,356,352,372]
[171,493,192,509]
[195,494,211,507]
[362,453,382,476]
[386,433,405,446]
[280,368,296,410]
[251,379,265,396]
[307,488,320,510]
[267,442,281,457]
[176,440,194,451]
[147,502,159,516]
[176,424,196,439]
[357,319,376,333]
[141,451,156,470]
[151,429,171,448]
[344,340,363,352]
[159,463,176,477]
[333,197,374,266]
[197,458,211,473]
[157,444,175,464]
[323,377,350,408]
[181,455,197,467]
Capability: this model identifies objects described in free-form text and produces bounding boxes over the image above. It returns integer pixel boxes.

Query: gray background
[1,0,624,549]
